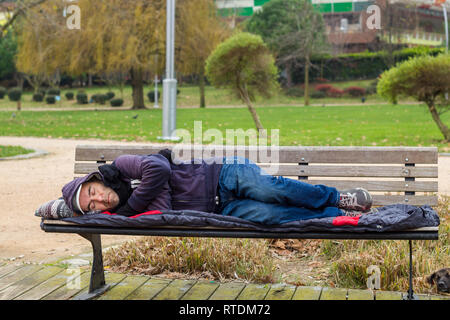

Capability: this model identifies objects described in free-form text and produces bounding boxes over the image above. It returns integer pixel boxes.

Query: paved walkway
[1,260,448,301]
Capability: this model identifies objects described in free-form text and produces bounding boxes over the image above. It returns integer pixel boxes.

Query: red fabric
[101,210,163,218]
[102,211,117,216]
[332,216,360,226]
[129,210,163,219]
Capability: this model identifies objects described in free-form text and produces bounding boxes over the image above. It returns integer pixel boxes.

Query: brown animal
[427,268,450,293]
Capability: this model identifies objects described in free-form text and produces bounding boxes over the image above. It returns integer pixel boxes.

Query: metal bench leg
[75,233,110,300]
[404,240,418,300]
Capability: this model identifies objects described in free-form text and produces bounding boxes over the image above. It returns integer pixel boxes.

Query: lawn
[0,104,448,151]
[0,145,33,158]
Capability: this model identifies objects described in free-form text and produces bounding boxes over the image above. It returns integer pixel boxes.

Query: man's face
[79,180,120,213]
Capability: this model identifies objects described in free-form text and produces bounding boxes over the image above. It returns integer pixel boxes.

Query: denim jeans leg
[219,157,340,210]
[220,198,342,225]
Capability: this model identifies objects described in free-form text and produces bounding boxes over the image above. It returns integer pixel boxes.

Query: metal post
[443,4,448,54]
[443,4,448,100]
[405,240,418,300]
[159,0,180,141]
[74,233,110,300]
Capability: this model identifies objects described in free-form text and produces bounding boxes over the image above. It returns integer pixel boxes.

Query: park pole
[443,3,448,54]
[159,0,179,141]
[443,3,448,101]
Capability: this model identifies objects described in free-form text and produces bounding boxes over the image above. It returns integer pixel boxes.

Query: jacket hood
[62,171,103,214]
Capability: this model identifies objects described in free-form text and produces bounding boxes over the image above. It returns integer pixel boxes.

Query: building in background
[215,0,449,53]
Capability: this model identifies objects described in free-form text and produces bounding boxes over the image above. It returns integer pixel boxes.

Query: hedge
[291,46,444,84]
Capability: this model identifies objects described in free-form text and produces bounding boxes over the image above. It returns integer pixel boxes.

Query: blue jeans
[217,157,343,225]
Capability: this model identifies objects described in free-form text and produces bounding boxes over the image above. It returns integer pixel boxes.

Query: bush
[205,32,279,108]
[46,95,56,104]
[327,87,345,98]
[344,86,366,97]
[76,92,88,104]
[32,93,44,102]
[37,88,46,97]
[147,91,160,102]
[98,94,107,105]
[105,92,115,100]
[0,86,7,99]
[47,88,60,96]
[378,53,450,141]
[8,87,22,101]
[284,87,304,97]
[315,84,334,93]
[110,98,124,107]
[92,93,107,105]
[310,91,326,99]
[65,92,74,100]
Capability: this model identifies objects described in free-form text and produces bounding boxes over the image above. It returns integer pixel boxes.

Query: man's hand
[115,203,140,217]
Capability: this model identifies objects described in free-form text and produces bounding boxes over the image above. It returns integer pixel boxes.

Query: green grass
[0,145,33,158]
[0,104,448,150]
[0,81,397,110]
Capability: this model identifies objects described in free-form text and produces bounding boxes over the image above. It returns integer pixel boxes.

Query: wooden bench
[41,145,440,300]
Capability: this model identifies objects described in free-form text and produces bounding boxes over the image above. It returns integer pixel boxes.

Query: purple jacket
[62,154,223,214]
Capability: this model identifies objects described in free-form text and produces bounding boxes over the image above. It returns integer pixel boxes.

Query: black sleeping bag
[59,204,440,233]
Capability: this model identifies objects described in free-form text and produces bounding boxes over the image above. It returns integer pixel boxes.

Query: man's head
[74,179,120,214]
[62,171,120,215]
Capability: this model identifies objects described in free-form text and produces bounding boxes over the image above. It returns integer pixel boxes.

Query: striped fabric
[35,198,74,219]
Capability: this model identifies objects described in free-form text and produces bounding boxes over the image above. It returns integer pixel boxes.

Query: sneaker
[342,208,378,217]
[338,188,373,212]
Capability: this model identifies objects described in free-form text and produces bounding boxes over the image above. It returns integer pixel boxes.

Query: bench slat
[372,195,437,206]
[306,180,438,192]
[75,163,438,178]
[75,145,438,164]
[74,161,438,178]
[271,165,438,178]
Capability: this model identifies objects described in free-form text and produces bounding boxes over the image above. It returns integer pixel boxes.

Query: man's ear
[427,272,437,284]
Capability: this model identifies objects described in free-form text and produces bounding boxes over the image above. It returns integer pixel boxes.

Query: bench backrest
[74,145,438,207]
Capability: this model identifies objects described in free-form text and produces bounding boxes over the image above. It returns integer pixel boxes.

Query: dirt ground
[0,136,449,265]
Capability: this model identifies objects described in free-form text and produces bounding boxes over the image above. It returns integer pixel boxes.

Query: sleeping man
[62,151,375,225]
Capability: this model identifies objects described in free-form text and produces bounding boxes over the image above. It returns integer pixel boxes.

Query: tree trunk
[427,102,450,142]
[304,56,310,106]
[130,68,146,109]
[239,87,265,137]
[199,69,206,108]
[285,62,293,88]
